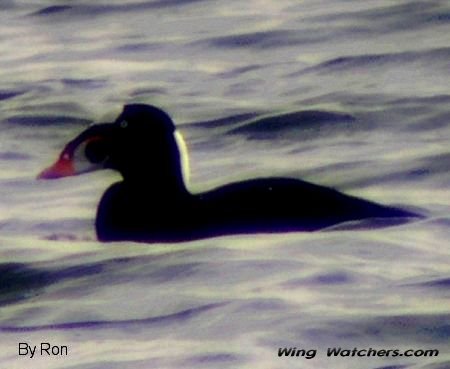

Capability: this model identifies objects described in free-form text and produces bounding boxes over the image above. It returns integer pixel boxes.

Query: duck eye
[120,120,128,128]
[85,140,109,164]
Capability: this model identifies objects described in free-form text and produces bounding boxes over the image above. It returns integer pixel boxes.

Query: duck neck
[123,169,188,196]
[117,130,190,197]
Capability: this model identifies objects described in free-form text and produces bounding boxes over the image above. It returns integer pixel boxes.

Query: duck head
[38,104,189,189]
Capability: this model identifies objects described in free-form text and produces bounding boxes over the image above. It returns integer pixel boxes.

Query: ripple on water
[5,115,91,126]
[201,29,325,50]
[31,0,209,18]
[0,90,26,101]
[228,110,356,139]
[289,47,450,77]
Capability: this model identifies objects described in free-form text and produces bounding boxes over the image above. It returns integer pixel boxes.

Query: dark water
[0,1,449,368]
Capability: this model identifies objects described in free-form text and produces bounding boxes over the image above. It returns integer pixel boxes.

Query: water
[1,1,449,368]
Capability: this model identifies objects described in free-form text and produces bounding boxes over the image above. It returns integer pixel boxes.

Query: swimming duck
[38,104,418,242]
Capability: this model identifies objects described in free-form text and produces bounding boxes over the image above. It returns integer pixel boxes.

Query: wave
[5,115,91,126]
[0,90,26,101]
[31,5,73,16]
[216,64,263,79]
[61,78,108,89]
[114,42,162,54]
[290,47,450,76]
[193,112,261,129]
[0,302,225,332]
[30,0,208,18]
[0,151,31,160]
[198,29,325,50]
[340,152,450,188]
[407,276,450,290]
[0,262,103,306]
[227,110,356,139]
[129,87,168,98]
[310,1,450,32]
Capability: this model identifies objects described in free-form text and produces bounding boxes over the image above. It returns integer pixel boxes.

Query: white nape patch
[174,130,190,185]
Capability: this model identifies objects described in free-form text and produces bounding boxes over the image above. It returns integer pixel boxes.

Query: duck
[38,104,419,243]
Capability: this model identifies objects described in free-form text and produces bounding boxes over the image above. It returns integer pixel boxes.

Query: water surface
[0,1,449,368]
